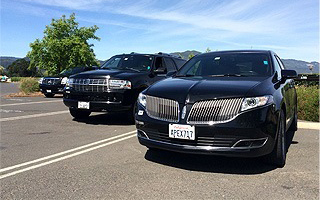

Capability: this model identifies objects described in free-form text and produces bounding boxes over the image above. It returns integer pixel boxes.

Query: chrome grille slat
[187,98,243,124]
[146,95,179,123]
[71,78,109,92]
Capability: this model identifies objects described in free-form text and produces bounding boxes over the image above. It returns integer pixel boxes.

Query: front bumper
[63,89,134,112]
[136,104,279,157]
[40,84,65,94]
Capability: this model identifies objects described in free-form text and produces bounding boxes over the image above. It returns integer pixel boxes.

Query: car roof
[199,50,272,56]
[114,52,185,60]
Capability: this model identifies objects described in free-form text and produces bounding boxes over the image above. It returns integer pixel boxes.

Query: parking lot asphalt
[0,83,319,199]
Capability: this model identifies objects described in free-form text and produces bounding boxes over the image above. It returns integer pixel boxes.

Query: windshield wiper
[175,74,195,77]
[123,67,140,72]
[208,74,247,77]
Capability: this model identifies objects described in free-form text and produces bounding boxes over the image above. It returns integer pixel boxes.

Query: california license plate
[46,90,52,93]
[78,101,90,109]
[169,124,195,140]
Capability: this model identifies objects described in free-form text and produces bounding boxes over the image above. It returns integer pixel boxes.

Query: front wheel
[69,108,91,119]
[264,110,287,168]
[44,93,55,98]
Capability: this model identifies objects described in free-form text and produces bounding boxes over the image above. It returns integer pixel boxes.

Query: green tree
[0,65,5,75]
[205,47,211,53]
[7,59,36,77]
[188,53,195,60]
[27,13,100,75]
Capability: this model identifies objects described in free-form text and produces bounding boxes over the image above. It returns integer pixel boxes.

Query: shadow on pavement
[73,112,134,126]
[144,130,298,174]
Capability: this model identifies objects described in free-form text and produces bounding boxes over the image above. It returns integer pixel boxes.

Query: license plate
[46,90,52,93]
[78,101,90,109]
[169,124,195,140]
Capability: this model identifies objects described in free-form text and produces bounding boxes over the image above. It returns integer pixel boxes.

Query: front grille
[145,129,236,147]
[42,78,60,85]
[71,78,108,92]
[187,98,243,124]
[146,95,179,123]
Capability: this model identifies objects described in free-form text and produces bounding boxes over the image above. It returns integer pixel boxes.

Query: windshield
[101,55,153,72]
[176,53,272,77]
[60,67,86,76]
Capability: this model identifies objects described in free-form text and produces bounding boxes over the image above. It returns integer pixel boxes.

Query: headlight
[66,78,74,87]
[138,93,146,107]
[241,95,273,112]
[61,77,68,84]
[109,80,131,89]
[38,77,44,84]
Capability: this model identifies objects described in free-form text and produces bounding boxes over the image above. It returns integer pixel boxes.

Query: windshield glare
[177,53,272,77]
[102,55,153,72]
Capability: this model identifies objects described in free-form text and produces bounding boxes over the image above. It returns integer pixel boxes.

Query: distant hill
[0,57,20,68]
[171,50,201,60]
[170,51,319,74]
[282,59,319,74]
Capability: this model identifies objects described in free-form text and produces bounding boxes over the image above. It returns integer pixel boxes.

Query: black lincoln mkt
[136,50,298,167]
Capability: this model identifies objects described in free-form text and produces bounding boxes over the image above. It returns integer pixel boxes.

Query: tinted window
[60,67,85,76]
[275,55,285,70]
[173,59,187,69]
[177,53,272,77]
[101,55,153,72]
[154,57,167,73]
[273,55,282,80]
[164,58,177,72]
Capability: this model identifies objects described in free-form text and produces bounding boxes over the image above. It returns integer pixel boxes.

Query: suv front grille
[187,98,243,124]
[71,78,108,92]
[146,95,179,123]
[42,78,60,85]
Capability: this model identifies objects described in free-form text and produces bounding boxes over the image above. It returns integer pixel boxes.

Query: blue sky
[1,0,319,62]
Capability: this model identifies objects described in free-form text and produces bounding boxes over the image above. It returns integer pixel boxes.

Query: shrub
[296,85,319,122]
[19,77,40,94]
[10,77,24,82]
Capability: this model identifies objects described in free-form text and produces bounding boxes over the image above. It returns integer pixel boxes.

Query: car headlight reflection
[241,95,273,112]
[61,77,68,84]
[138,93,146,107]
[66,78,74,87]
[109,80,131,89]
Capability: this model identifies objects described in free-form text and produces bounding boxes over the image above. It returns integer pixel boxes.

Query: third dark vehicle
[136,50,298,167]
[63,52,186,120]
[39,66,98,98]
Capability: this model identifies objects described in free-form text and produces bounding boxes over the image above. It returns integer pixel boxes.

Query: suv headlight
[109,80,131,89]
[66,78,74,87]
[38,77,44,84]
[138,93,146,107]
[241,95,273,112]
[61,77,68,84]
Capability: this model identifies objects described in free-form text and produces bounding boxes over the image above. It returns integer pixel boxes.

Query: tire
[288,106,298,131]
[264,110,287,168]
[69,108,91,119]
[127,102,137,123]
[44,93,55,98]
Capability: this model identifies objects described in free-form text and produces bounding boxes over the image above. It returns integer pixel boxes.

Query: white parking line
[0,110,69,122]
[0,131,136,173]
[0,132,136,179]
[0,100,61,107]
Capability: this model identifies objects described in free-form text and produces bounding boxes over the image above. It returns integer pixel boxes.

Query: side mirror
[154,68,166,74]
[166,71,177,77]
[281,70,297,79]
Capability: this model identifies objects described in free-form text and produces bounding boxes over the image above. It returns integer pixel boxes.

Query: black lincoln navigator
[63,52,186,120]
[136,50,297,167]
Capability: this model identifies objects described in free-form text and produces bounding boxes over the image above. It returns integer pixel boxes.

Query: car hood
[70,69,146,79]
[146,77,269,103]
